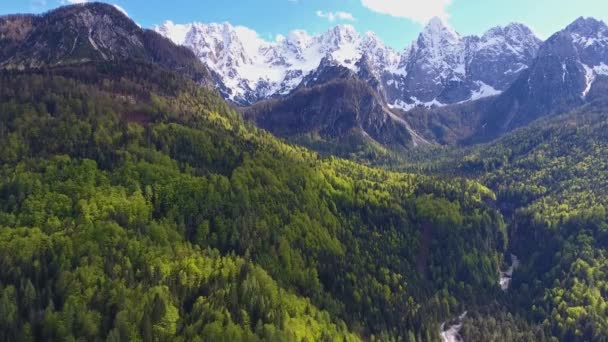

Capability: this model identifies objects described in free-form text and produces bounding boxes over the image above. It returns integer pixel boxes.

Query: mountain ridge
[155,18,542,108]
[0,3,211,85]
[466,16,608,143]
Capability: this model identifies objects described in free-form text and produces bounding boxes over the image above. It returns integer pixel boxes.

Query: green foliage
[0,63,506,341]
[406,103,608,341]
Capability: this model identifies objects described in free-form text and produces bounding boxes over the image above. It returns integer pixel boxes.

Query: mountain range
[154,18,541,109]
[3,3,608,341]
[155,14,608,152]
[4,4,608,152]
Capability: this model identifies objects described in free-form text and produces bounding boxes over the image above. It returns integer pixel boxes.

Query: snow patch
[389,97,445,112]
[582,63,596,98]
[504,64,527,75]
[468,81,501,101]
[594,62,608,76]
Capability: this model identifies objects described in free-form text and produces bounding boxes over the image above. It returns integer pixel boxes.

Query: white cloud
[360,0,452,24]
[316,10,356,22]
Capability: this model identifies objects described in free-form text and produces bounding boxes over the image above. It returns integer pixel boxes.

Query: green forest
[0,62,512,341]
[4,3,608,341]
[396,100,608,341]
[2,39,608,342]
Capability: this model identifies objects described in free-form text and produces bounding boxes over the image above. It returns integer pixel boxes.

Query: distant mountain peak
[156,17,541,107]
[474,15,608,142]
[566,16,607,33]
[423,16,459,38]
[319,25,361,48]
[482,22,537,40]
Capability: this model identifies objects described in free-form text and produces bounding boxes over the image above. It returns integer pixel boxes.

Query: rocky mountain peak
[322,24,360,45]
[421,17,460,43]
[156,16,541,108]
[566,16,607,35]
[0,2,210,84]
[284,29,312,51]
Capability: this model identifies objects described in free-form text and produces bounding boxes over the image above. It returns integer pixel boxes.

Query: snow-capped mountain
[389,19,541,110]
[155,21,394,105]
[566,17,608,96]
[469,17,608,143]
[155,18,541,108]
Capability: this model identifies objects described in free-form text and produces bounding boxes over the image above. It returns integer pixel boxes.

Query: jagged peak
[321,24,360,44]
[284,29,312,49]
[566,16,606,31]
[482,22,537,39]
[189,21,235,34]
[363,31,381,42]
[362,31,387,49]
[422,17,459,39]
[154,13,544,106]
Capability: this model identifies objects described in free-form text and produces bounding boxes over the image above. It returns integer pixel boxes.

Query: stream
[499,254,520,291]
[440,311,467,342]
[439,254,520,341]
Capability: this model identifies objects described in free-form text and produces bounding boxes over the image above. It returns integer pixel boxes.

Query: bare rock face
[0,14,36,61]
[0,3,210,84]
[2,3,145,67]
[467,23,540,90]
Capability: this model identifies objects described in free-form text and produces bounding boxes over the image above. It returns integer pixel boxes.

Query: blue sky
[4,0,608,49]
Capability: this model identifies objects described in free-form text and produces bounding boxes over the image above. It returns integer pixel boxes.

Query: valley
[0,2,608,341]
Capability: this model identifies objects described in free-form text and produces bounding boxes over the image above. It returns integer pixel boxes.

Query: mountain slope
[0,3,210,83]
[469,17,608,142]
[0,3,512,341]
[0,60,508,342]
[462,102,608,340]
[244,61,437,160]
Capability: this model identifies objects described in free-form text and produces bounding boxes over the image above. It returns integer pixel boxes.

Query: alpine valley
[1,2,608,342]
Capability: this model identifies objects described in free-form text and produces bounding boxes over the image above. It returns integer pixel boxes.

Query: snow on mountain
[467,23,542,90]
[388,18,542,110]
[395,17,467,107]
[155,17,541,108]
[155,21,399,105]
[472,17,608,141]
[409,17,465,81]
[563,17,608,97]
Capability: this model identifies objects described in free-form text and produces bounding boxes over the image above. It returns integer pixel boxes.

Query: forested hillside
[403,100,608,341]
[6,3,608,341]
[0,61,508,341]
